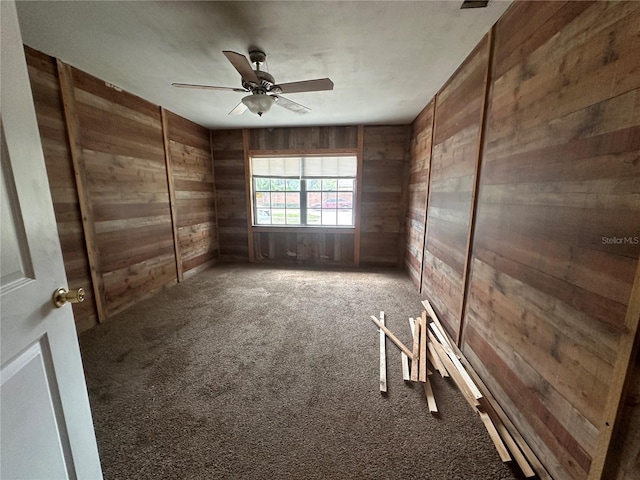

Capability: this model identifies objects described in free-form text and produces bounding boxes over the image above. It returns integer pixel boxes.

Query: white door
[0,2,103,478]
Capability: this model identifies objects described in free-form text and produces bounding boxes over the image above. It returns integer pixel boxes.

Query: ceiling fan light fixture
[241,93,275,116]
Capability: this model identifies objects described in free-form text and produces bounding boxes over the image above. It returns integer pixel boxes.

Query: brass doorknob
[52,287,85,308]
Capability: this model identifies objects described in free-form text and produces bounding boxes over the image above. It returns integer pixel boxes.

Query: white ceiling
[16,1,511,130]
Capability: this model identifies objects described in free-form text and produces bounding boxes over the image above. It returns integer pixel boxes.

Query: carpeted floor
[79,263,525,480]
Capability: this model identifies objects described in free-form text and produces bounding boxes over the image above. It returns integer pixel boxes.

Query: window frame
[249,153,358,230]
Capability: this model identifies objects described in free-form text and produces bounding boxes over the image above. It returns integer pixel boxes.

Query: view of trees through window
[254,177,354,226]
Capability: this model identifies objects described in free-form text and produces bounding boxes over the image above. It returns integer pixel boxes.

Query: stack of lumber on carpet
[370,301,535,478]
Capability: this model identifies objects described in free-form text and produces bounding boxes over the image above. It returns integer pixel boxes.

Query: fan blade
[273,78,334,94]
[229,102,248,115]
[273,95,310,114]
[172,82,247,92]
[222,51,261,86]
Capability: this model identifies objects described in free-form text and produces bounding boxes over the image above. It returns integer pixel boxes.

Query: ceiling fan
[172,50,334,117]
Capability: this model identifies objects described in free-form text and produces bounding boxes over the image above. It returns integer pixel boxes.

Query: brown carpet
[79,263,525,480]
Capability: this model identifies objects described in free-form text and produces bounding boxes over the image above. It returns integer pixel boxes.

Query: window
[251,155,357,227]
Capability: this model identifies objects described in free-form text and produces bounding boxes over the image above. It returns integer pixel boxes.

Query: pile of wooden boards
[370,300,536,478]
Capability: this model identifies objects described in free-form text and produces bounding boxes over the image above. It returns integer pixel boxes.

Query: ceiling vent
[461,0,489,8]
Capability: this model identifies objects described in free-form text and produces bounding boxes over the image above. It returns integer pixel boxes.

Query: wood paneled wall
[212,126,407,267]
[71,66,178,318]
[421,34,490,342]
[404,2,640,478]
[248,126,359,265]
[249,126,358,151]
[211,129,248,261]
[25,47,218,331]
[164,111,218,277]
[25,47,98,332]
[405,102,434,288]
[461,3,640,479]
[360,125,410,266]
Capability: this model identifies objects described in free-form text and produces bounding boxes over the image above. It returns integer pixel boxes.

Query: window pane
[286,209,300,225]
[307,209,321,225]
[271,178,285,191]
[321,210,337,225]
[338,179,354,191]
[285,179,300,191]
[256,209,271,225]
[286,192,300,208]
[322,179,338,191]
[271,209,286,224]
[337,192,353,208]
[322,192,337,208]
[307,192,321,208]
[337,209,353,225]
[307,179,322,191]
[255,192,270,208]
[255,178,271,191]
[271,192,286,207]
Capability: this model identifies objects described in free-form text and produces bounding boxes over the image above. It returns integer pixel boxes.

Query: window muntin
[251,155,356,227]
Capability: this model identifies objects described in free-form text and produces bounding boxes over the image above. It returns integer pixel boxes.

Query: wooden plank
[480,411,512,463]
[354,125,364,266]
[424,377,438,414]
[401,352,411,382]
[422,299,455,350]
[429,330,480,409]
[247,148,358,157]
[428,342,449,378]
[56,59,107,322]
[242,129,254,262]
[161,108,183,282]
[379,311,387,393]
[458,26,494,346]
[589,258,640,479]
[430,322,483,400]
[370,316,413,359]
[419,311,428,382]
[411,317,421,382]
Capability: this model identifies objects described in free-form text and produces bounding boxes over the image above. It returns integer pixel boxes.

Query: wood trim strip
[370,315,413,359]
[457,28,495,347]
[354,126,364,267]
[248,148,358,157]
[242,129,254,262]
[56,60,108,322]
[418,99,437,295]
[589,258,640,479]
[251,226,355,235]
[160,108,183,282]
[210,130,221,260]
[379,311,387,393]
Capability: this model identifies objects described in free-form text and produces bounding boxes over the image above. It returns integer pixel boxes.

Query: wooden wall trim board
[161,107,183,282]
[56,59,107,323]
[242,129,254,263]
[457,25,495,347]
[419,98,438,295]
[210,130,221,259]
[421,32,491,342]
[590,259,640,480]
[354,125,364,267]
[418,98,436,294]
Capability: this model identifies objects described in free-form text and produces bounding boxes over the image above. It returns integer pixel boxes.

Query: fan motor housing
[243,70,276,92]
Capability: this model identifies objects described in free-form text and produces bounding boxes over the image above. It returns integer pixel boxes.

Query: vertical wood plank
[161,107,183,282]
[379,311,387,393]
[242,129,254,263]
[354,125,364,267]
[418,99,437,294]
[457,26,495,346]
[210,130,221,261]
[56,59,107,322]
